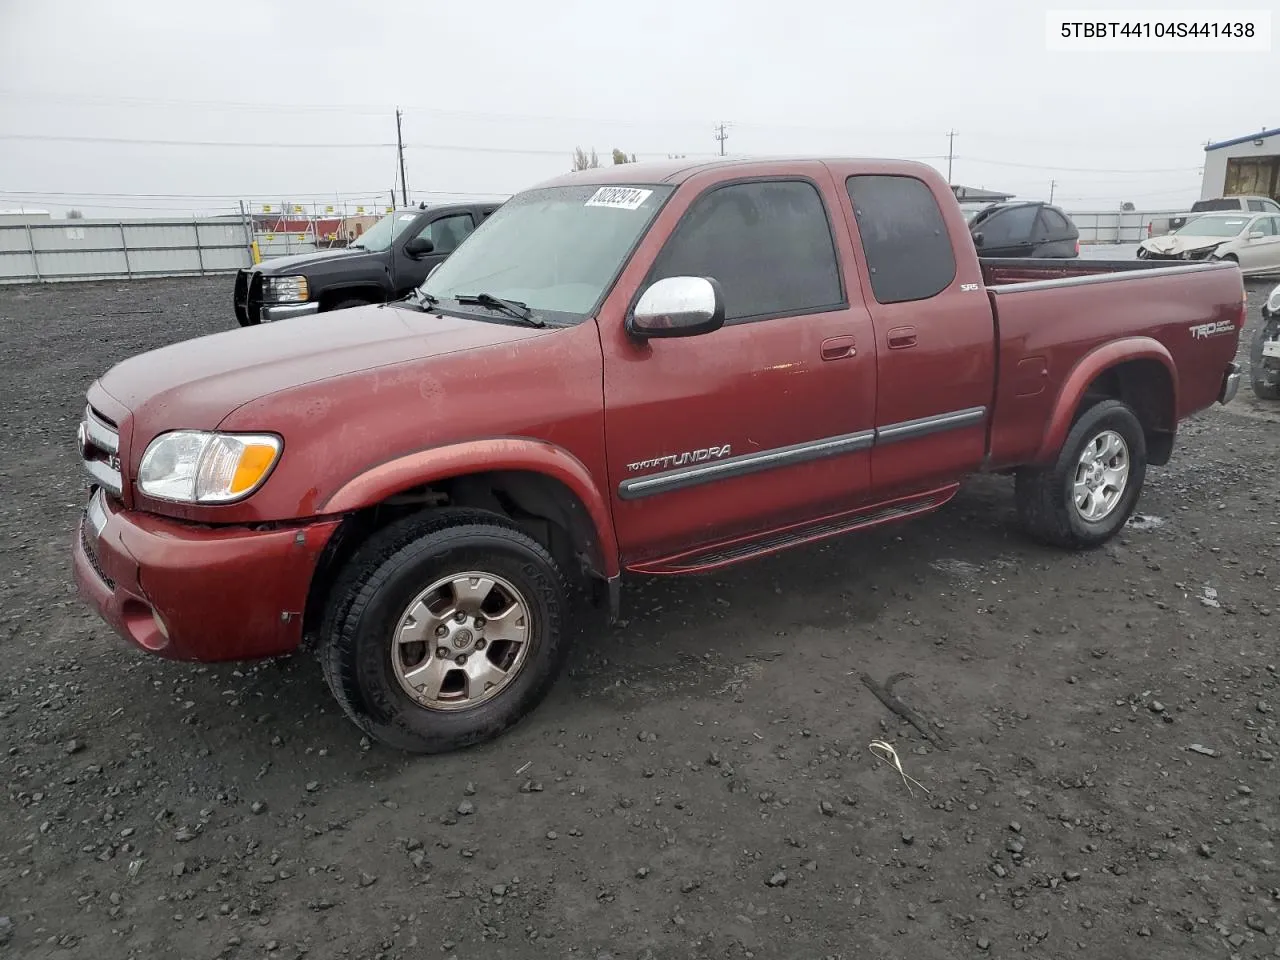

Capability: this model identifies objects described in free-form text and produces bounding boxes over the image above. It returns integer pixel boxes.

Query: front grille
[78,404,122,499]
[80,519,115,589]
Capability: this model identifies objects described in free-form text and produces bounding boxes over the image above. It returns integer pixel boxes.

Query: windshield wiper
[402,288,439,311]
[454,293,545,327]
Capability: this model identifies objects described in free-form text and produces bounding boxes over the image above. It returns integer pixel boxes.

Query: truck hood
[251,247,370,274]
[95,304,553,432]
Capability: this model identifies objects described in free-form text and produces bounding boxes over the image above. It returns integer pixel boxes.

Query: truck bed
[980,258,1243,468]
[980,256,1203,287]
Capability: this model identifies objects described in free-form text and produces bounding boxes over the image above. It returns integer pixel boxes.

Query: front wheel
[1014,399,1148,549]
[319,509,570,753]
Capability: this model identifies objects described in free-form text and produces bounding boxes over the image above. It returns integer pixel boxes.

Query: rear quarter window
[845,175,956,304]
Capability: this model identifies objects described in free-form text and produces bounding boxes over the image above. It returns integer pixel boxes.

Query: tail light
[1074,239,1080,256]
[1146,222,1152,238]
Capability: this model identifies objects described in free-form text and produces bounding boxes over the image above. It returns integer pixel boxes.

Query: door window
[415,213,475,255]
[845,174,957,303]
[975,204,1039,249]
[1034,206,1073,242]
[646,179,844,322]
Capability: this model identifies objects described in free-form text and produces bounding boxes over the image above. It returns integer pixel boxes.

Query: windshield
[1176,215,1249,238]
[420,183,674,322]
[350,211,419,252]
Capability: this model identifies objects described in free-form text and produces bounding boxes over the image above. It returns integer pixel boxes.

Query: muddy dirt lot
[2,276,1279,960]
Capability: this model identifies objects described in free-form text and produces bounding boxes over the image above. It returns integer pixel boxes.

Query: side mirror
[972,232,985,248]
[627,276,725,339]
[1248,230,1265,240]
[404,236,434,257]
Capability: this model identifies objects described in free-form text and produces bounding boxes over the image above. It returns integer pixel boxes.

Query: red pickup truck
[73,158,1245,753]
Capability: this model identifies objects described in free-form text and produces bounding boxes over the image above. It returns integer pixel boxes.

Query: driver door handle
[821,335,857,361]
[887,326,918,349]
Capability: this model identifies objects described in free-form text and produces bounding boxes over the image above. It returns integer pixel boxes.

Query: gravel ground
[2,275,1279,960]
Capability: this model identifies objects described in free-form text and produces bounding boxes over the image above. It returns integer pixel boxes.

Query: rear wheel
[1015,399,1147,549]
[319,508,571,753]
[1251,316,1280,401]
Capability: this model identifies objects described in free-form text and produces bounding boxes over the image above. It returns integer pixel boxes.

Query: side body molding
[320,438,620,578]
[1033,336,1178,464]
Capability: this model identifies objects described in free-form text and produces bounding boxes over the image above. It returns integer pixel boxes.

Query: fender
[320,437,620,578]
[1033,336,1178,464]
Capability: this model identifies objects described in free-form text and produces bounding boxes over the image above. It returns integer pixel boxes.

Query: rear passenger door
[841,174,995,495]
[1032,206,1077,257]
[601,175,879,566]
[974,205,1039,257]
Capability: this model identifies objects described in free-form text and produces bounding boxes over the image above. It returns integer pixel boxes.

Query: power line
[0,132,718,158]
[0,89,1226,150]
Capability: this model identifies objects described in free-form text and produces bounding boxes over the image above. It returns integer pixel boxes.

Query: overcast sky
[1,0,1275,218]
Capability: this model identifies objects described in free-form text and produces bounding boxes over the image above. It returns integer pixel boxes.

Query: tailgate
[983,261,1243,466]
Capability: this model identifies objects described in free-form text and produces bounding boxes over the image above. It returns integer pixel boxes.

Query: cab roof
[532,156,942,190]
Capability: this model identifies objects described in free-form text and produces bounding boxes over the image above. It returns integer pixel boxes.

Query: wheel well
[319,286,383,310]
[1079,359,1176,465]
[302,470,607,645]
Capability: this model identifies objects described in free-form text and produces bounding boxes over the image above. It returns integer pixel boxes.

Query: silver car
[1138,211,1280,276]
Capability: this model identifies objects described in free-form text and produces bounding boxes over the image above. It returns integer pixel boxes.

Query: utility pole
[946,129,957,184]
[714,122,729,157]
[1049,178,1056,203]
[395,108,408,206]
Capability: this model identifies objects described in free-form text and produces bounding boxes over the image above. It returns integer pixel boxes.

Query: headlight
[1266,285,1280,316]
[262,275,309,303]
[138,431,282,503]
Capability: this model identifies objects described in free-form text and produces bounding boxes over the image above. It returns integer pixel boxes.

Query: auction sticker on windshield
[585,187,654,210]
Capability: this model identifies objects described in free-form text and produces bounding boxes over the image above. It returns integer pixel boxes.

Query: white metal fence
[0,217,254,284]
[0,205,1188,285]
[1067,209,1184,245]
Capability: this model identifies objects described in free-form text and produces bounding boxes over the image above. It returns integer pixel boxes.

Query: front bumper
[261,302,321,322]
[1139,247,1219,262]
[1219,361,1242,405]
[73,487,341,662]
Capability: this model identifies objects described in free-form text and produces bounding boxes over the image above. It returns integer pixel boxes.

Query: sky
[0,0,1275,219]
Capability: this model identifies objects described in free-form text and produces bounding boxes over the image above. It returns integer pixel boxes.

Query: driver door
[395,212,476,293]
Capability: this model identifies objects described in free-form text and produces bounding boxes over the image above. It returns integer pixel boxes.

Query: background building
[1201,127,1280,202]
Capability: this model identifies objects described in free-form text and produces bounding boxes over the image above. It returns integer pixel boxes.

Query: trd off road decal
[1189,320,1236,339]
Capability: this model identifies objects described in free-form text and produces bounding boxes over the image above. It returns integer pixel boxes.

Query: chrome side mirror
[627,276,726,339]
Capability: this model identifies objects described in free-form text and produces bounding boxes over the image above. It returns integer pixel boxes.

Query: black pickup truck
[233,200,503,326]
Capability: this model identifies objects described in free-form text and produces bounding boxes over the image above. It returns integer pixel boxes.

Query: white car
[1138,211,1280,276]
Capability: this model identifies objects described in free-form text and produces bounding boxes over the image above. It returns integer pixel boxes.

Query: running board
[626,485,959,576]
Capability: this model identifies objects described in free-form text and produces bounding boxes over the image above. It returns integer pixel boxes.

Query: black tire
[1250,316,1280,401]
[1014,399,1148,549]
[319,508,570,754]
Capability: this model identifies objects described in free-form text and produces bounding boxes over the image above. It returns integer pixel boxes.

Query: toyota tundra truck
[73,157,1246,754]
